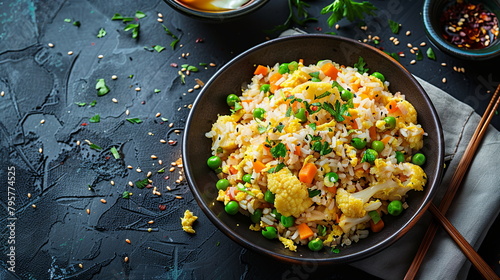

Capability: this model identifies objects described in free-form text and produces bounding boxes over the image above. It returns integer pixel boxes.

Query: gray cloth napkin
[279,30,500,280]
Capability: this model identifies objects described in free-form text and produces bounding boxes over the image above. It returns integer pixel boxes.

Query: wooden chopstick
[404,84,500,280]
[428,204,499,280]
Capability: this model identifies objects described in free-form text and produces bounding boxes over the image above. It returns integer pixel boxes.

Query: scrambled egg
[181,210,198,234]
[291,81,340,101]
[279,236,298,252]
[267,168,313,218]
[280,69,310,88]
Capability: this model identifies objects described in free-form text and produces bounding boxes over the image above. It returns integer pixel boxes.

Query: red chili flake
[81,123,88,126]
[170,63,178,67]
[145,184,153,189]
[440,2,499,49]
[91,42,95,46]
[398,51,404,55]
[168,140,177,146]
[164,176,170,180]
[141,101,146,105]
[158,204,167,211]
[315,27,322,31]
[105,156,110,160]
[195,38,204,43]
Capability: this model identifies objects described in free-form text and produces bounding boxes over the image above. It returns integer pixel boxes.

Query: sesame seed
[169,167,175,172]
[175,196,183,199]
[406,31,411,36]
[410,60,416,64]
[160,139,167,143]
[407,43,413,48]
[420,42,426,47]
[393,40,400,46]
[124,256,129,263]
[442,77,447,83]
[39,148,43,153]
[40,119,45,124]
[389,36,395,41]
[0,91,4,97]
[68,51,73,55]
[136,168,142,173]
[151,155,158,159]
[27,193,32,198]
[193,84,200,89]
[157,18,163,23]
[32,204,37,208]
[441,63,447,67]
[169,123,174,128]
[410,49,415,54]
[78,264,83,269]
[399,53,405,57]
[125,239,131,244]
[76,140,81,146]
[100,199,107,203]
[98,54,104,59]
[135,87,141,92]
[158,160,163,165]
[112,98,118,103]
[86,209,90,214]
[148,132,154,136]
[110,180,115,185]
[155,112,161,117]
[148,228,153,232]
[188,88,194,93]
[412,47,419,51]
[111,75,118,80]
[147,171,152,177]
[48,43,54,47]
[335,24,340,30]
[158,13,163,18]
[209,63,216,67]
[148,220,155,224]
[128,181,134,186]
[166,186,171,191]
[127,165,133,169]
[125,109,130,115]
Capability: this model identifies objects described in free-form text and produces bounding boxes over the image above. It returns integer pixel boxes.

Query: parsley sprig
[267,0,317,33]
[321,0,377,28]
[112,11,146,39]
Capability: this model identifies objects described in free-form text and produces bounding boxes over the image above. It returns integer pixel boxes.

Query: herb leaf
[110,146,120,159]
[97,28,107,38]
[416,48,424,61]
[426,47,436,60]
[271,142,287,158]
[308,189,321,197]
[321,0,378,28]
[96,79,110,96]
[89,143,102,150]
[267,163,286,173]
[354,56,369,74]
[135,178,149,189]
[388,19,400,34]
[126,118,143,124]
[89,114,101,123]
[135,11,146,19]
[162,25,180,50]
[122,191,131,199]
[266,0,317,33]
[153,45,165,53]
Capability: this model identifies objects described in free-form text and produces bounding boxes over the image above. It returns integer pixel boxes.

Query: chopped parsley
[426,47,436,60]
[126,118,143,124]
[122,191,131,199]
[353,56,369,74]
[322,100,351,122]
[162,25,180,50]
[270,142,287,158]
[110,146,120,159]
[416,48,424,61]
[308,189,321,197]
[89,114,100,123]
[75,102,87,107]
[135,178,149,189]
[89,143,102,150]
[321,0,378,27]
[89,100,97,107]
[388,19,400,34]
[181,64,199,72]
[96,79,110,96]
[154,89,161,93]
[153,45,166,53]
[267,0,317,33]
[267,163,286,173]
[97,28,106,38]
[331,247,340,253]
[112,11,146,39]
[308,123,317,130]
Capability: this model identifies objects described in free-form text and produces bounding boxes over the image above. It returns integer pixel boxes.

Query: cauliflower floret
[338,214,372,233]
[181,210,198,234]
[336,181,394,218]
[370,160,427,201]
[279,236,298,252]
[267,168,313,218]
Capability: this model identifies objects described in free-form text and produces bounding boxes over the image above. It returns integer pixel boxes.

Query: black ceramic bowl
[164,0,268,22]
[423,0,500,60]
[183,34,444,264]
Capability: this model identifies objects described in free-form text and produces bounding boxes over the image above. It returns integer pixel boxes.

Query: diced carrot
[299,58,304,64]
[293,144,302,156]
[269,72,283,93]
[241,99,253,103]
[369,126,377,140]
[386,100,399,113]
[326,186,337,194]
[299,162,317,184]
[253,160,266,173]
[321,62,339,80]
[254,65,268,76]
[381,136,392,145]
[350,119,359,129]
[297,223,314,240]
[370,218,385,233]
[229,166,238,175]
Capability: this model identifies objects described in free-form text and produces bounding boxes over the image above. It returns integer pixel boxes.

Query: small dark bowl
[183,35,444,264]
[423,0,500,60]
[163,0,268,22]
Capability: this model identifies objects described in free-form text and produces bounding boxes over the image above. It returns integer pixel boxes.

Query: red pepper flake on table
[440,1,499,49]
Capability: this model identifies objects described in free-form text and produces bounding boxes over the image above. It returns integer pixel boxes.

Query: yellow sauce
[177,0,250,12]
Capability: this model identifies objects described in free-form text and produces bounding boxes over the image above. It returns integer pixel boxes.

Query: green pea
[294,108,307,122]
[395,151,405,163]
[253,108,266,120]
[216,178,230,191]
[371,140,385,153]
[242,174,252,183]
[383,116,396,130]
[412,153,426,166]
[362,148,378,164]
[388,200,403,216]
[351,137,367,150]
[324,172,339,187]
[224,201,239,215]
[371,72,385,83]
[341,90,354,101]
[262,226,277,239]
[278,63,290,74]
[260,84,270,93]
[250,209,263,224]
[207,156,222,170]
[280,216,295,228]
[288,61,299,72]
[226,94,240,107]
[308,238,324,251]
[264,190,275,204]
[272,209,282,221]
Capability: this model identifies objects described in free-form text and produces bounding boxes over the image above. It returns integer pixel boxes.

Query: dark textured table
[0,0,498,279]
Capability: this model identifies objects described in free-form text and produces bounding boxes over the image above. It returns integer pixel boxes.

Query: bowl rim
[164,0,269,21]
[422,0,500,60]
[182,34,444,264]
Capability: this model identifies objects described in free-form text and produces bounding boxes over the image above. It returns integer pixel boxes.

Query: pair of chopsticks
[404,84,500,280]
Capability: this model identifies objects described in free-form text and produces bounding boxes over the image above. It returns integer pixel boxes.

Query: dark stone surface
[0,0,497,279]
